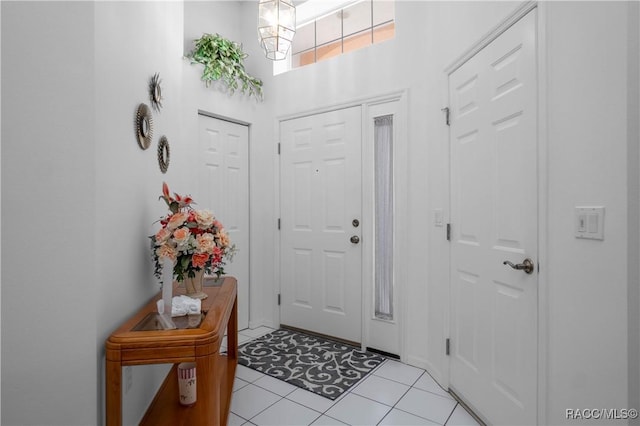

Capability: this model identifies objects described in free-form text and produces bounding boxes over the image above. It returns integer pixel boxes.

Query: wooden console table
[105,277,237,426]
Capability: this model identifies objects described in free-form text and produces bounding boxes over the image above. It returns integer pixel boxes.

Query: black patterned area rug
[238,328,386,400]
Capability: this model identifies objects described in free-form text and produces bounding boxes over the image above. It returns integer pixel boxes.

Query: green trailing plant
[186,33,263,101]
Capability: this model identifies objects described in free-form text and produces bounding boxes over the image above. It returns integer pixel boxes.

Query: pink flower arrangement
[151,182,235,282]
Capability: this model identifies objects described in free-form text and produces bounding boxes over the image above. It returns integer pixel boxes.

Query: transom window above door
[274,0,395,74]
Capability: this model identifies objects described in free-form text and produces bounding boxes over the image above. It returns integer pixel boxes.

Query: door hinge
[277,293,281,306]
[446,338,450,356]
[277,143,281,155]
[446,223,451,241]
[442,107,450,126]
[277,218,281,230]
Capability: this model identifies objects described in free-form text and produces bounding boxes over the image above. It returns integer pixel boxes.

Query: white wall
[545,3,630,423]
[1,1,4,421]
[2,1,191,425]
[94,2,185,424]
[629,1,640,421]
[2,2,97,425]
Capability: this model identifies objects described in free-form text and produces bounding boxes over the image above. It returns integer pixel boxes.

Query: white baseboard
[248,319,279,330]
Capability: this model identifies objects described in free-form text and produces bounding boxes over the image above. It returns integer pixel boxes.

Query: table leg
[227,297,238,359]
[196,353,218,422]
[105,359,122,426]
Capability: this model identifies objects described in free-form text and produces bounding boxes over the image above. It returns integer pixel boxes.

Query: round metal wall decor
[135,103,153,150]
[149,73,163,112]
[157,136,170,173]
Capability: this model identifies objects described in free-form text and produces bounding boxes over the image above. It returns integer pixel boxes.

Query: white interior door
[280,106,362,343]
[198,114,250,330]
[449,10,538,425]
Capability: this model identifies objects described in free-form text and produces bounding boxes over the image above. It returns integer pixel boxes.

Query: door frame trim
[198,109,251,127]
[275,90,409,359]
[362,96,409,359]
[444,1,538,74]
[445,1,548,424]
[277,91,406,123]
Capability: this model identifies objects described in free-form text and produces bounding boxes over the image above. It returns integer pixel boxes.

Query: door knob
[350,235,360,244]
[503,258,534,274]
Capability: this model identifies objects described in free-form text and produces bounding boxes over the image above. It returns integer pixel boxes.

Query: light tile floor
[222,327,481,426]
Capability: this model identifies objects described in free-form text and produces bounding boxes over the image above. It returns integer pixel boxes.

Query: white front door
[449,10,538,425]
[198,114,250,330]
[280,106,362,343]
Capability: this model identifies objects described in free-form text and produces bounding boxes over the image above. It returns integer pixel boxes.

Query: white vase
[184,269,207,300]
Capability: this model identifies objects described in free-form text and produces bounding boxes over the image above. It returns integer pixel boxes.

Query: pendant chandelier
[258,0,296,61]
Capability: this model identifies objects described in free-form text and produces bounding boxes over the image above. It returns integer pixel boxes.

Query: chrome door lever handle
[503,258,534,274]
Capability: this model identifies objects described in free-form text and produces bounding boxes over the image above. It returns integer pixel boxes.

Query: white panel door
[280,106,362,343]
[449,10,538,425]
[198,114,250,330]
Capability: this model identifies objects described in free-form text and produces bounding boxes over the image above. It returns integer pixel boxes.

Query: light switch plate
[575,206,605,240]
[433,209,443,227]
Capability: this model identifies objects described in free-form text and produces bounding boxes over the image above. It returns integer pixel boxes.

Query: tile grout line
[372,369,459,402]
[235,387,283,424]
[251,380,298,399]
[375,372,433,426]
[443,402,460,426]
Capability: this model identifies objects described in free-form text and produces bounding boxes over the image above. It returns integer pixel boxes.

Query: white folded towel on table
[171,295,201,317]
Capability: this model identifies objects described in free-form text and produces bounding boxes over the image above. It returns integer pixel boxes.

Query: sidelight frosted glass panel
[374,115,394,320]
